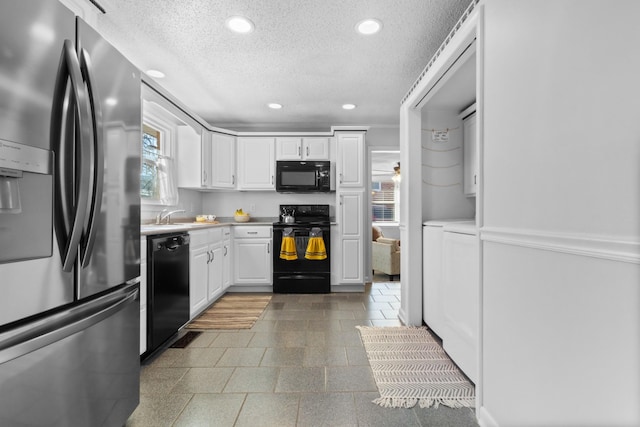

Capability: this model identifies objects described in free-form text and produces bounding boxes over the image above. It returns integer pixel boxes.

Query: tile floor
[126,282,478,426]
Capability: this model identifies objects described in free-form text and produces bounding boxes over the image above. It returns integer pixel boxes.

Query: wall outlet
[249,204,256,213]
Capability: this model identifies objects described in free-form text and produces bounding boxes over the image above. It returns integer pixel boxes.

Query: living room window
[372,179,398,222]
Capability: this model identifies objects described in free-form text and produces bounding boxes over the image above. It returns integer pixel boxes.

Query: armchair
[372,236,401,281]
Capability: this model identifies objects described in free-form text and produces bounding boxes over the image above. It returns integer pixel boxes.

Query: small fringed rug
[186,293,271,330]
[356,326,475,409]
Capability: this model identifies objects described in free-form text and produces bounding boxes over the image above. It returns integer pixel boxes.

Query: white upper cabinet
[276,137,330,160]
[337,133,364,188]
[237,137,275,190]
[210,133,236,189]
[177,125,206,188]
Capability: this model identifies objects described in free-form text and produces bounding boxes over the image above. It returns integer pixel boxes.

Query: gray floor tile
[126,393,192,427]
[345,346,370,366]
[170,367,234,393]
[275,319,309,331]
[172,393,245,427]
[303,346,348,366]
[216,347,266,367]
[354,392,421,427]
[297,392,358,427]
[308,318,342,331]
[223,367,279,393]
[275,366,325,392]
[169,347,226,367]
[326,366,378,392]
[261,347,305,366]
[248,331,307,348]
[413,405,478,427]
[139,367,188,395]
[209,331,254,347]
[323,309,356,320]
[186,332,219,347]
[129,282,477,426]
[234,393,300,427]
[325,330,364,347]
[250,319,278,332]
[340,318,373,330]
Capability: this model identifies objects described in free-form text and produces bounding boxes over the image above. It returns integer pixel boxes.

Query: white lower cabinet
[441,222,479,384]
[222,227,232,290]
[233,226,272,285]
[139,236,147,355]
[189,228,225,318]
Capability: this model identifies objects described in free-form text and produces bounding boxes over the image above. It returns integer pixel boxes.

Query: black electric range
[272,204,331,293]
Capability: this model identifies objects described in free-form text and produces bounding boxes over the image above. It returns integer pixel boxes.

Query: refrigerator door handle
[78,47,104,268]
[50,39,93,272]
[0,283,138,365]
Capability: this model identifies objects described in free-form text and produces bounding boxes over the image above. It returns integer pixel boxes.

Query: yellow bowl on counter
[234,214,250,223]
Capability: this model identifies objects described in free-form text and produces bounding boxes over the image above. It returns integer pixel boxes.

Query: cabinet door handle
[298,146,301,156]
[339,173,343,184]
[206,251,211,263]
[271,175,274,185]
[306,146,309,156]
[474,175,477,185]
[224,246,228,256]
[247,231,258,235]
[203,170,207,184]
[232,175,235,185]
[267,243,270,254]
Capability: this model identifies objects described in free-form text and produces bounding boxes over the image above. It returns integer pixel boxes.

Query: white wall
[480,1,640,426]
[421,109,475,221]
[367,127,399,147]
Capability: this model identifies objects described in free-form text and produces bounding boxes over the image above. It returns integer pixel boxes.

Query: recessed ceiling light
[105,97,118,106]
[342,104,357,110]
[146,69,165,79]
[226,16,255,33]
[267,103,283,109]
[356,19,382,35]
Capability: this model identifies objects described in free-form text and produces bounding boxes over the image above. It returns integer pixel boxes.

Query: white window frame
[141,106,175,206]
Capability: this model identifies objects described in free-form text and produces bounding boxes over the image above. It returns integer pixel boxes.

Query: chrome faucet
[156,209,186,224]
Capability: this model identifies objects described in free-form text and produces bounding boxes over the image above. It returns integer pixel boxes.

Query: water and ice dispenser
[0,139,53,263]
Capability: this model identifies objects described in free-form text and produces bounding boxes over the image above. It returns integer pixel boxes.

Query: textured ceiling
[96,0,470,131]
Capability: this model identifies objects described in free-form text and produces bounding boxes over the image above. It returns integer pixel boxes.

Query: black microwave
[276,161,332,193]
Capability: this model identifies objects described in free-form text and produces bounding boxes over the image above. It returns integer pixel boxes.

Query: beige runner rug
[186,293,271,330]
[356,326,475,409]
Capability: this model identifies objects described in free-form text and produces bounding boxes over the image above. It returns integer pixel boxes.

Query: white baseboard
[476,406,499,427]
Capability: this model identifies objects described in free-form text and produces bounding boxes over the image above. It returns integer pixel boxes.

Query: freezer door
[0,0,75,150]
[76,19,142,299]
[0,282,140,426]
[0,0,76,326]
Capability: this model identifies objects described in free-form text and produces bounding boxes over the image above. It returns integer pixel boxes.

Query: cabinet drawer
[233,226,271,238]
[189,229,210,247]
[208,227,223,241]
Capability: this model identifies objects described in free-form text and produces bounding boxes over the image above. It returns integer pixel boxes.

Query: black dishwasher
[146,232,190,358]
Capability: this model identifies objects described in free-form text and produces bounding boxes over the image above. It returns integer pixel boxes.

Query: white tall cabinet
[335,132,366,286]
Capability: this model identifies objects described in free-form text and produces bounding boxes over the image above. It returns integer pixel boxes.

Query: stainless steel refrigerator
[0,1,141,425]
